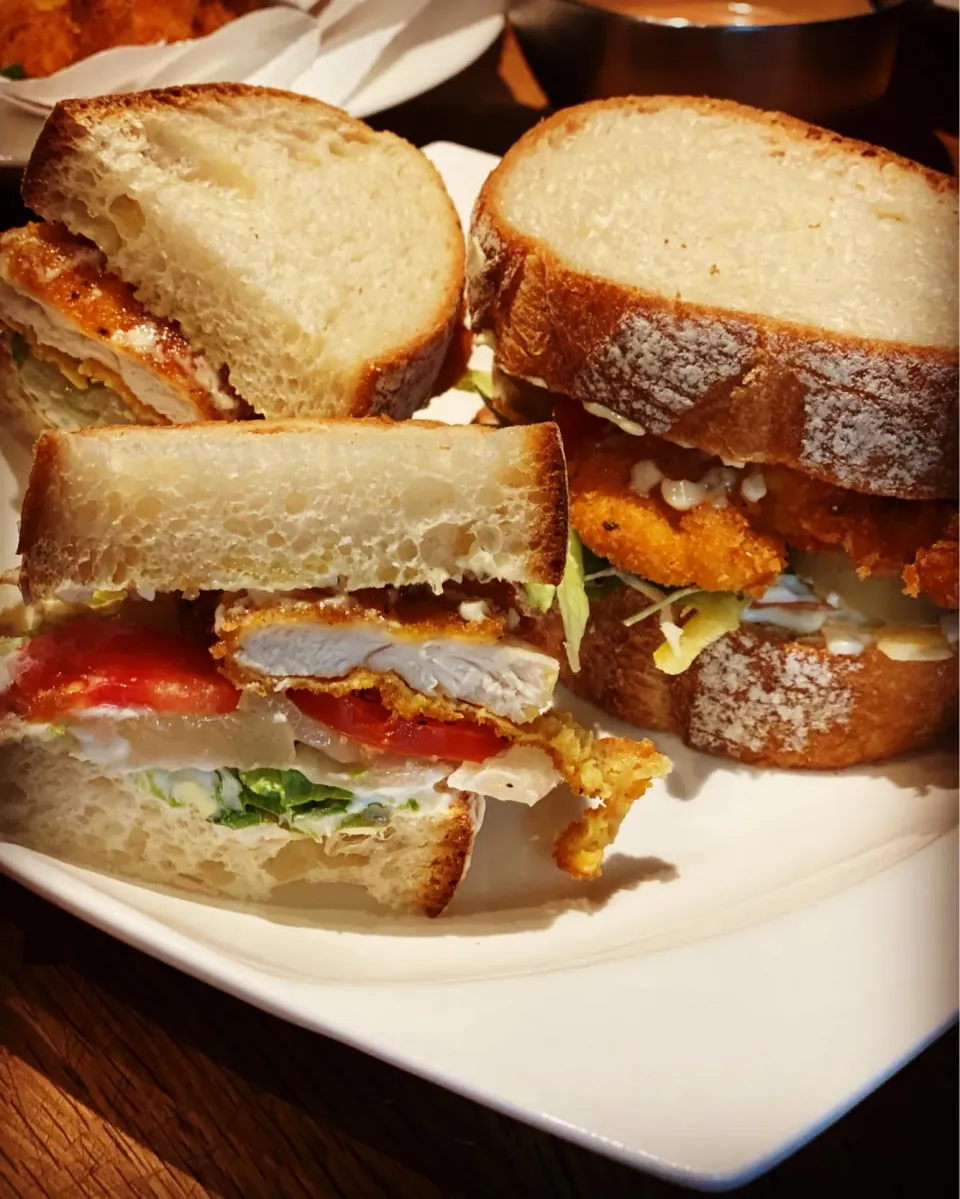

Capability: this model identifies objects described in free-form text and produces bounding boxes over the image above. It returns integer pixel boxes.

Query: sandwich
[0,419,669,913]
[466,96,959,768]
[0,83,466,432]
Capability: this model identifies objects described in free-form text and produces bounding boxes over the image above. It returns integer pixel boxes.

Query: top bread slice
[22,84,465,421]
[18,419,568,600]
[467,96,959,500]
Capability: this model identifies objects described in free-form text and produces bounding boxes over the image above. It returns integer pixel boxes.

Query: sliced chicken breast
[0,221,241,423]
[216,591,560,724]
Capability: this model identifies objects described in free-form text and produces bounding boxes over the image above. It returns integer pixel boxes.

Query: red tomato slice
[291,690,507,763]
[1,620,240,721]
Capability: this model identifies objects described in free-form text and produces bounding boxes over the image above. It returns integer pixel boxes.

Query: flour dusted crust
[0,740,482,915]
[532,587,958,768]
[468,97,958,501]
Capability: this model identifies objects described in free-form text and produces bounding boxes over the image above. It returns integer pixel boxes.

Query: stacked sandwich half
[0,84,466,432]
[0,420,668,914]
[467,97,958,767]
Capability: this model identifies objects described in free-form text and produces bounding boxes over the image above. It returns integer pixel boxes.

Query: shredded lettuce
[16,353,136,430]
[524,530,590,672]
[454,368,493,400]
[230,768,354,824]
[132,769,179,806]
[651,593,746,675]
[132,770,428,837]
[454,366,509,427]
[337,803,394,830]
[557,530,589,673]
[524,581,556,613]
[622,586,700,628]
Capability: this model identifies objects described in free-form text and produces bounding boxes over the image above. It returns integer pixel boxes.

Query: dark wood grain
[1,20,958,1199]
[1,877,956,1199]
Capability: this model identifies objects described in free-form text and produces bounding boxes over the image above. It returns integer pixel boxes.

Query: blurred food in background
[0,0,265,79]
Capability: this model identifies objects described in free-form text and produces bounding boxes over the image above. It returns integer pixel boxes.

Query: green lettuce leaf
[523,581,556,613]
[454,367,509,426]
[236,768,353,818]
[557,529,590,673]
[0,64,25,80]
[524,530,591,672]
[337,802,394,830]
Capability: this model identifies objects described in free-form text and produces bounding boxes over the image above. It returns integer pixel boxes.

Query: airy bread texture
[19,419,569,599]
[468,97,959,500]
[533,588,958,768]
[0,741,482,915]
[22,85,465,420]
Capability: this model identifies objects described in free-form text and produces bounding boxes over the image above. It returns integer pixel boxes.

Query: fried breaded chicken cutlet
[465,96,958,768]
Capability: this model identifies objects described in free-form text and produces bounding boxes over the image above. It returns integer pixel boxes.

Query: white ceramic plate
[0,142,957,1189]
[0,1,504,168]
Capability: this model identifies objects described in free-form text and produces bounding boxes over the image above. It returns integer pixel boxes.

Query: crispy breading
[903,516,959,609]
[0,1,78,77]
[569,432,786,595]
[566,423,957,606]
[0,0,260,78]
[225,662,670,879]
[756,468,957,598]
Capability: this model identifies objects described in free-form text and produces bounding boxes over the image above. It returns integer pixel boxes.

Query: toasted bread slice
[0,739,483,915]
[533,586,958,768]
[22,84,465,420]
[19,419,568,600]
[468,97,958,500]
[0,223,242,426]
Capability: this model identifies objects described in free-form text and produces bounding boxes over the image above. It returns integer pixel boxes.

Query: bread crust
[17,419,569,598]
[23,84,466,421]
[467,96,958,501]
[0,738,482,915]
[533,585,958,768]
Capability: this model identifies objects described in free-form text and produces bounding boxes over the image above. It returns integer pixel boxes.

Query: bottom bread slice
[0,741,483,915]
[534,588,958,769]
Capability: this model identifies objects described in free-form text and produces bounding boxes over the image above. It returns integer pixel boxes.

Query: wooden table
[1,23,958,1199]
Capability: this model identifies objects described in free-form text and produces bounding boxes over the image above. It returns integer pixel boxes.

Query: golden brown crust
[17,426,66,573]
[0,222,240,421]
[417,792,481,917]
[357,166,466,421]
[562,416,957,605]
[23,84,349,207]
[467,97,958,501]
[528,419,569,584]
[23,84,466,422]
[903,517,959,609]
[532,587,958,769]
[214,590,507,664]
[569,430,785,595]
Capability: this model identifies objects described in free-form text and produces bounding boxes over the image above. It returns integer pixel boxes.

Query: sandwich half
[0,221,245,433]
[467,97,959,768]
[4,83,465,429]
[2,419,669,912]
